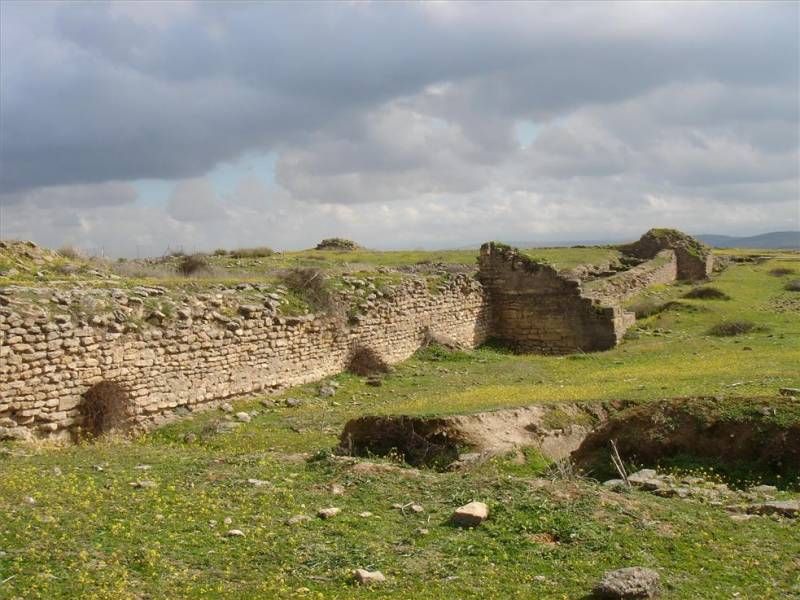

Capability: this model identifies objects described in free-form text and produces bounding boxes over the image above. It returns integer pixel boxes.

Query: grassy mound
[683,286,730,300]
[707,320,766,337]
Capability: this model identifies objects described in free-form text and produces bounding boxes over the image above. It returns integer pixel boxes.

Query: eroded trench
[339,397,800,484]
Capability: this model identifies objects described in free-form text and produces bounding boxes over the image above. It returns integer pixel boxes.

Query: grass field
[1,252,799,599]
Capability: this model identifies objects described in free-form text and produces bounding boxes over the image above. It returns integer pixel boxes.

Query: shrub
[347,346,390,376]
[769,268,795,277]
[177,254,211,276]
[278,267,342,315]
[683,286,730,300]
[785,280,800,292]
[229,246,274,259]
[707,320,766,337]
[80,381,132,438]
[315,238,360,251]
[212,248,229,256]
[57,245,83,259]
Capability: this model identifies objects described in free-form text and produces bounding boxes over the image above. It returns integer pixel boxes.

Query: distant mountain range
[696,231,800,249]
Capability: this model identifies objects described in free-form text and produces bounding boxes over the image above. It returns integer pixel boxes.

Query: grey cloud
[2,1,797,194]
[166,179,228,222]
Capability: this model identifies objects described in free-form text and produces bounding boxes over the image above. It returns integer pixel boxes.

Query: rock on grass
[593,567,660,599]
[451,501,489,527]
[317,507,341,519]
[353,569,386,585]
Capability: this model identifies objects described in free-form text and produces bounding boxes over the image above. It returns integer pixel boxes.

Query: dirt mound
[339,402,612,468]
[572,397,800,480]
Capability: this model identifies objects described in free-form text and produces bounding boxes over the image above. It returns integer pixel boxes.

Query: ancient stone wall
[582,250,677,304]
[477,243,635,354]
[619,229,713,280]
[1,231,702,440]
[0,276,489,440]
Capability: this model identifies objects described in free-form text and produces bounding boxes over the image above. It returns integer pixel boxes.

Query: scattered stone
[23,496,36,505]
[286,515,312,526]
[235,412,251,423]
[353,569,386,585]
[183,432,198,443]
[747,500,799,518]
[779,387,800,396]
[319,386,336,398]
[226,529,245,537]
[52,466,62,476]
[223,517,233,525]
[366,377,382,387]
[593,566,661,599]
[410,503,424,513]
[134,464,151,471]
[627,469,666,491]
[129,480,156,489]
[214,421,241,434]
[317,507,341,519]
[748,484,778,495]
[260,398,276,408]
[533,575,547,582]
[729,514,755,522]
[358,511,374,518]
[247,478,269,487]
[220,403,234,413]
[603,479,628,491]
[329,483,345,495]
[284,398,302,408]
[415,527,429,535]
[451,501,489,527]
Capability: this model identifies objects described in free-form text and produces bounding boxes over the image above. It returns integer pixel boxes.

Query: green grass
[1,255,799,599]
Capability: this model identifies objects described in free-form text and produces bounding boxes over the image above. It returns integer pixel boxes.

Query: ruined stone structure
[0,230,711,440]
[478,243,635,353]
[619,228,713,280]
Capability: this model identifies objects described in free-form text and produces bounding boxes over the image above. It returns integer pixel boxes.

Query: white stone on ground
[317,507,341,519]
[451,501,489,527]
[353,569,386,585]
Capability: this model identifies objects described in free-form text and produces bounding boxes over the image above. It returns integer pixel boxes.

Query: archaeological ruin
[0,229,713,441]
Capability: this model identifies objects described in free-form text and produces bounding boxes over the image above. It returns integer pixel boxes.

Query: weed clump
[80,381,132,438]
[229,246,274,259]
[347,346,390,376]
[784,280,800,292]
[768,268,795,277]
[707,320,766,337]
[278,267,342,315]
[57,245,83,259]
[177,254,211,276]
[683,286,730,300]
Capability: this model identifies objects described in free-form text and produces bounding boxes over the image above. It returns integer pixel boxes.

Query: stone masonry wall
[582,250,677,304]
[0,276,489,440]
[477,243,635,354]
[0,234,695,440]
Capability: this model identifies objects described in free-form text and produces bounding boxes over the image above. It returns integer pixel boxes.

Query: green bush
[229,246,274,258]
[707,320,766,337]
[785,280,800,292]
[683,286,730,300]
[177,254,210,276]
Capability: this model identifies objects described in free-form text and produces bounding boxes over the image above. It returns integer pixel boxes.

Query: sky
[0,1,798,257]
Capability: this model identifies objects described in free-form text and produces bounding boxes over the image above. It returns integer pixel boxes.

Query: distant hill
[696,231,800,249]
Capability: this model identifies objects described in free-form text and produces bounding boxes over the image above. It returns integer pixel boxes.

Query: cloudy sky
[1,1,798,256]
